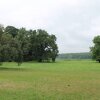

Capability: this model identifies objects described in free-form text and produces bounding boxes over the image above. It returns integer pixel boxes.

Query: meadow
[0,60,100,100]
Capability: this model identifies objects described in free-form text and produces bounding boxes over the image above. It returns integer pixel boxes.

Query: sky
[0,0,100,53]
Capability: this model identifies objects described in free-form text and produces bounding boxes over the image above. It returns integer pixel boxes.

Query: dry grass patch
[0,82,32,90]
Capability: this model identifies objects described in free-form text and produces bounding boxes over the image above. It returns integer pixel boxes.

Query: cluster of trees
[91,35,100,63]
[0,24,58,65]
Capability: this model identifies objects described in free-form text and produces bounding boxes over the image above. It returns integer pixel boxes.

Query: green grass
[0,60,100,100]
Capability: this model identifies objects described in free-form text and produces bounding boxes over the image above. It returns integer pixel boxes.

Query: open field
[0,60,100,100]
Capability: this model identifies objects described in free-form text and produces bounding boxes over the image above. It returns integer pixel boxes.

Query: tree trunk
[52,58,55,62]
[0,62,3,66]
[38,58,42,62]
[18,62,21,66]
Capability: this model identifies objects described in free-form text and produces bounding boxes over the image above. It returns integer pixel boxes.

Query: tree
[49,35,59,62]
[91,36,100,63]
[26,30,37,61]
[34,29,49,62]
[5,26,18,37]
[0,24,4,65]
[15,28,30,65]
[0,33,14,64]
[31,29,58,62]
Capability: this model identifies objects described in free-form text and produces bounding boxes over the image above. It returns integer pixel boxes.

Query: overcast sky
[0,0,100,53]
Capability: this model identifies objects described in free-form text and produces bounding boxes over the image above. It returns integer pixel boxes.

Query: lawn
[0,60,100,100]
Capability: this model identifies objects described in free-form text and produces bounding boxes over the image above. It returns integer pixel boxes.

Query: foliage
[0,24,58,65]
[5,26,18,37]
[91,36,100,63]
[58,52,92,60]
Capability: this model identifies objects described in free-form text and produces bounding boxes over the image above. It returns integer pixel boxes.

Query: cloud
[0,0,100,53]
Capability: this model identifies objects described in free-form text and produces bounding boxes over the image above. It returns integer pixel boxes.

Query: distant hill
[57,52,92,60]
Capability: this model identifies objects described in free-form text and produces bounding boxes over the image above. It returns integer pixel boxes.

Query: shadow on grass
[0,67,29,71]
[26,60,59,63]
[90,60,100,64]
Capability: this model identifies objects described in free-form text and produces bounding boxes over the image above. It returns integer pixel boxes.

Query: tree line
[58,52,92,60]
[0,24,58,65]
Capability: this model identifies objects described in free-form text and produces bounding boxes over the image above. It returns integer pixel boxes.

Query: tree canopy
[91,35,100,63]
[0,24,59,65]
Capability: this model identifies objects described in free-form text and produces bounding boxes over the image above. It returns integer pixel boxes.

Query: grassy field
[0,60,100,100]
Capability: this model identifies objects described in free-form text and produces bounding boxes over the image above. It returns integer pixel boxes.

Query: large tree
[32,29,58,62]
[0,33,13,62]
[49,35,59,62]
[91,35,100,63]
[28,30,37,61]
[15,28,30,65]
